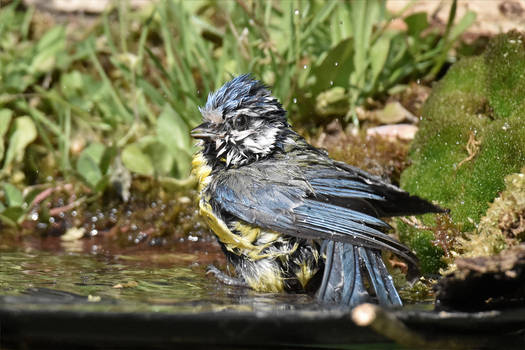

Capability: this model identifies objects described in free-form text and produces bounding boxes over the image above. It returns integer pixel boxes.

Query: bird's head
[192,74,289,168]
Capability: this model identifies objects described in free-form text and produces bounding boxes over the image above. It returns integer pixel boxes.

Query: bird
[191,74,445,307]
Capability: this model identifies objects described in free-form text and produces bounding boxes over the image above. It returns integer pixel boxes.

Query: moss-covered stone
[400,31,525,273]
[397,220,446,274]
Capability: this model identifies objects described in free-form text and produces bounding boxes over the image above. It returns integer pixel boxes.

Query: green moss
[400,32,525,272]
[485,31,525,119]
[397,220,446,274]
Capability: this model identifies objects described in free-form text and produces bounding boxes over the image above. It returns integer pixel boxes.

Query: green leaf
[143,140,174,176]
[122,143,154,176]
[404,12,429,37]
[369,35,391,92]
[77,151,103,189]
[311,38,354,93]
[0,109,12,138]
[2,116,37,172]
[94,174,110,194]
[82,143,106,166]
[173,152,192,179]
[157,104,191,152]
[3,183,24,207]
[30,26,66,74]
[0,109,13,161]
[0,206,26,225]
[100,146,118,175]
[448,11,476,42]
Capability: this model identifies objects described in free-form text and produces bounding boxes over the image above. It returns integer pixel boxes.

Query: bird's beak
[191,122,215,139]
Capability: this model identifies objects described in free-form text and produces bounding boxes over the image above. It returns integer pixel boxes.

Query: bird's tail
[316,241,402,307]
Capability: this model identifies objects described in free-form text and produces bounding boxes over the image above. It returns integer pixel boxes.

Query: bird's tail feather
[316,241,402,307]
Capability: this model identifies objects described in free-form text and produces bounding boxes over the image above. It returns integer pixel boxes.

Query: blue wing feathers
[208,157,429,306]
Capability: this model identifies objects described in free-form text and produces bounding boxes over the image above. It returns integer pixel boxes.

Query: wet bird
[191,75,444,307]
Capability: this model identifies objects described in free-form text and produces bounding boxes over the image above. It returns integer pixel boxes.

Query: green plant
[0,0,476,230]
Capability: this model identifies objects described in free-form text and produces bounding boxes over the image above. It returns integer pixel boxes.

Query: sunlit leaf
[2,183,24,208]
[143,140,174,176]
[82,143,106,165]
[122,143,154,176]
[157,104,191,152]
[449,11,476,42]
[77,151,103,188]
[30,26,66,74]
[369,35,391,92]
[0,109,13,161]
[2,116,37,172]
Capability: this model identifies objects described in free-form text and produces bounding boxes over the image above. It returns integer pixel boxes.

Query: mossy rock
[400,31,525,272]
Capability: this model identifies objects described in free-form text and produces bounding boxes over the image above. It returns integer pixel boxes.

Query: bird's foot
[206,265,249,287]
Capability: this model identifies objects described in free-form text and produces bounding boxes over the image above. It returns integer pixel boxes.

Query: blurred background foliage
[0,0,475,227]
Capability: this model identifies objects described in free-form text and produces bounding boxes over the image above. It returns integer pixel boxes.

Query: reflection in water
[0,249,322,314]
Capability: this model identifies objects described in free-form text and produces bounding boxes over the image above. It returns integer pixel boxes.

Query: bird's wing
[334,161,446,216]
[208,160,416,264]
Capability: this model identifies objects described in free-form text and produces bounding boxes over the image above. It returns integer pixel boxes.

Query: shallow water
[0,245,323,315]
[1,244,400,349]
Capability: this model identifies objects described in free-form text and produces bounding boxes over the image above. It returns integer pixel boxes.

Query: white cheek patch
[243,127,278,155]
[231,129,253,141]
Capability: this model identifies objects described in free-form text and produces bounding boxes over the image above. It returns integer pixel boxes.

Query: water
[0,246,321,314]
[1,244,399,349]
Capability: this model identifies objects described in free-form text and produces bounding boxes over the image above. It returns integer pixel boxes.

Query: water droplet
[334,62,339,67]
[293,98,297,103]
[303,64,307,69]
[294,9,299,15]
[330,81,334,86]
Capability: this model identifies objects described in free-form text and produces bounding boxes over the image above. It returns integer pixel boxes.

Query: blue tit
[191,74,445,306]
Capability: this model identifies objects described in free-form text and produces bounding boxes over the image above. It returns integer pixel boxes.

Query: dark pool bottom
[1,250,524,349]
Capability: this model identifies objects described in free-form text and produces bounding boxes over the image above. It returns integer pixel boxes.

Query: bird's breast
[192,151,213,194]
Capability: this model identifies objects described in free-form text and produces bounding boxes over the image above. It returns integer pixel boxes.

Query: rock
[372,101,418,124]
[367,124,418,141]
[435,244,525,311]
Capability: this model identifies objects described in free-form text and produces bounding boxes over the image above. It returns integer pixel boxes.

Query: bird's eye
[233,115,249,130]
